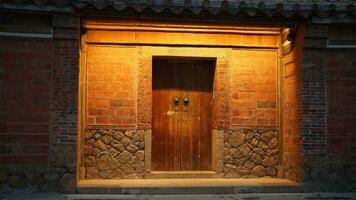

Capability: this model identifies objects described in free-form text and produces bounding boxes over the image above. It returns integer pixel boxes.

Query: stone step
[145,171,221,179]
[77,178,302,195]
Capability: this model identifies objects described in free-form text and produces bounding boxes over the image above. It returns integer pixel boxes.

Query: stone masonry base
[223,129,279,178]
[82,129,146,179]
[0,166,75,193]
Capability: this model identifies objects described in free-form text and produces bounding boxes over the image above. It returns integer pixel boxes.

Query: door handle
[172,97,180,106]
[183,97,189,105]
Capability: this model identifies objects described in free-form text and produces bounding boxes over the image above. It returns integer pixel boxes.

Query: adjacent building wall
[0,13,52,166]
[0,13,79,193]
[302,25,356,192]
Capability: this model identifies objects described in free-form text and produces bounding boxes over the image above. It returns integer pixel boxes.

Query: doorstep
[146,171,221,179]
[77,178,302,194]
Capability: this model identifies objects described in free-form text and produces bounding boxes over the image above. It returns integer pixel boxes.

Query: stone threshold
[146,171,220,179]
[77,178,302,194]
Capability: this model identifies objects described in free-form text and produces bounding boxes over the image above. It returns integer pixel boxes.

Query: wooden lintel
[83,20,282,35]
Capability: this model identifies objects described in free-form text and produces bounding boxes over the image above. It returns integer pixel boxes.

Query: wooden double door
[152,58,214,171]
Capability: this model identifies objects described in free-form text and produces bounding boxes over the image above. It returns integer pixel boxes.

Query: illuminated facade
[0,0,355,193]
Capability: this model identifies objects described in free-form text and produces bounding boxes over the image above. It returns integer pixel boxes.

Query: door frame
[139,47,231,177]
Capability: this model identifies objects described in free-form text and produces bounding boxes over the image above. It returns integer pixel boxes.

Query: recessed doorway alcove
[78,20,304,184]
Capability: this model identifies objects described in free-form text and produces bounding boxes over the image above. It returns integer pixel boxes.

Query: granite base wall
[223,129,279,178]
[0,166,75,193]
[80,128,280,179]
[304,165,356,192]
[82,129,146,179]
[303,155,356,192]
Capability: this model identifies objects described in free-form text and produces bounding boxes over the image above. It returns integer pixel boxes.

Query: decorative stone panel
[223,129,279,178]
[83,129,146,179]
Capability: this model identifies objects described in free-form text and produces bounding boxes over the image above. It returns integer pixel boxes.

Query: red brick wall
[86,46,136,128]
[327,50,356,164]
[0,38,52,165]
[0,13,53,165]
[0,13,79,193]
[325,26,356,164]
[302,25,356,191]
[301,25,329,159]
[230,50,277,128]
[302,50,327,155]
[84,46,279,130]
[0,13,80,167]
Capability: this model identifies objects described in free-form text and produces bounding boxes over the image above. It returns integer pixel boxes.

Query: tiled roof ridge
[0,0,356,18]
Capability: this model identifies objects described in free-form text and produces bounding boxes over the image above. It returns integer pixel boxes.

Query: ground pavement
[1,193,356,200]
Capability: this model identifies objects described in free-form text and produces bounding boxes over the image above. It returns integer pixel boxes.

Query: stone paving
[1,193,356,200]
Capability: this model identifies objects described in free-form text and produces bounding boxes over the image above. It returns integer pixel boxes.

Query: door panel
[181,61,213,171]
[152,58,213,171]
[152,59,181,171]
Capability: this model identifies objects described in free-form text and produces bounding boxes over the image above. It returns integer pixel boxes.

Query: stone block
[60,173,76,193]
[251,165,267,177]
